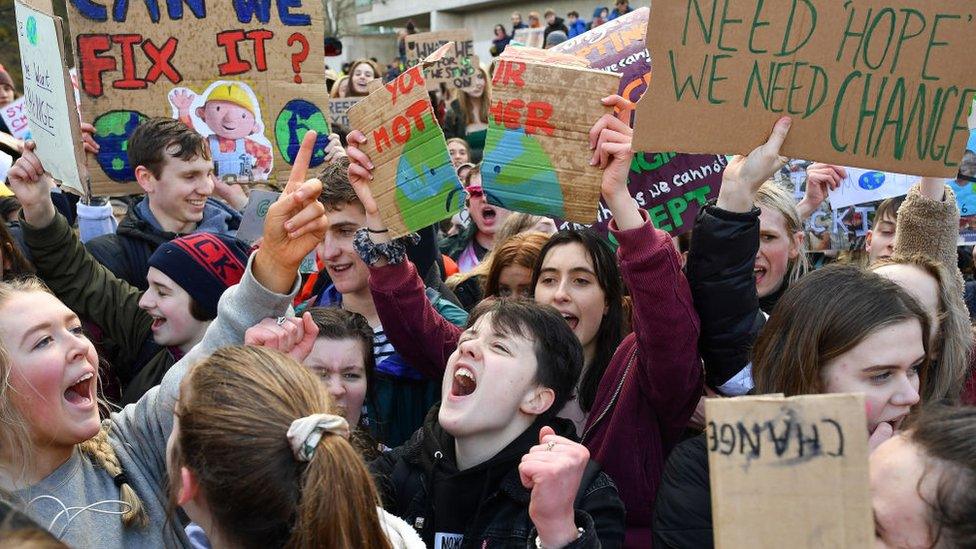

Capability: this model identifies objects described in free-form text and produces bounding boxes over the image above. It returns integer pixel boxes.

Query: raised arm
[106,131,329,481]
[895,177,964,289]
[9,142,151,381]
[344,130,463,379]
[590,97,703,432]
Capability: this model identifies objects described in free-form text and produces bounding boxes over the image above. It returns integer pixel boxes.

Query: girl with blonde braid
[0,132,326,546]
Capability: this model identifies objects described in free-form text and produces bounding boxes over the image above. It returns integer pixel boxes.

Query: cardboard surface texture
[552,7,726,236]
[481,46,620,223]
[347,43,460,238]
[67,0,329,196]
[706,393,872,548]
[634,0,976,178]
[404,30,476,88]
[15,0,86,194]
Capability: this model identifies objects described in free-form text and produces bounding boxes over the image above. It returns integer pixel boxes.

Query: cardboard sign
[67,0,329,196]
[827,168,918,209]
[1,97,31,140]
[707,394,872,548]
[512,28,545,49]
[404,30,476,88]
[553,7,725,236]
[634,1,976,178]
[328,97,361,130]
[481,47,620,223]
[347,43,460,238]
[15,0,86,194]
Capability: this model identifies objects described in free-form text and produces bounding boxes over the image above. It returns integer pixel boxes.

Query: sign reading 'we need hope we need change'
[635,0,976,178]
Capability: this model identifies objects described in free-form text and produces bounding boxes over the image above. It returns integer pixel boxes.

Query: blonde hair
[172,346,391,549]
[0,279,146,527]
[871,254,974,403]
[330,76,349,98]
[756,181,809,286]
[459,64,491,127]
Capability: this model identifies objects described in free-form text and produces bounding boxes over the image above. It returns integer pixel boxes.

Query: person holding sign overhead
[346,95,704,546]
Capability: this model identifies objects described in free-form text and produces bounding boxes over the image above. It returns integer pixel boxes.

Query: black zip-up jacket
[686,203,767,392]
[370,407,626,548]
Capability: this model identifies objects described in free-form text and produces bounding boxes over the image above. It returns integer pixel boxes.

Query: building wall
[357,0,608,64]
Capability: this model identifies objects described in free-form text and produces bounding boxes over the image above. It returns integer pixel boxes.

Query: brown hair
[329,76,349,98]
[871,254,973,403]
[346,60,382,97]
[0,223,33,280]
[316,156,361,212]
[128,118,210,179]
[752,264,931,396]
[909,404,976,547]
[171,346,390,549]
[0,279,145,527]
[874,196,905,225]
[459,65,491,127]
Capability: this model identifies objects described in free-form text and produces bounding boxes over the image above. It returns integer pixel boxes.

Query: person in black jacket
[86,118,243,290]
[543,9,569,42]
[371,299,626,548]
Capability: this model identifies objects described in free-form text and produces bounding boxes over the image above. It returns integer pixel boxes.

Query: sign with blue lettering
[66,0,328,196]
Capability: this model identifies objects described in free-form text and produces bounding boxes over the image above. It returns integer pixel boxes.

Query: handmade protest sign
[328,97,361,129]
[553,7,726,235]
[67,0,329,196]
[707,393,872,548]
[634,0,976,178]
[481,47,620,223]
[15,0,86,194]
[512,28,545,49]
[347,43,460,238]
[1,97,31,140]
[404,30,475,88]
[827,168,919,209]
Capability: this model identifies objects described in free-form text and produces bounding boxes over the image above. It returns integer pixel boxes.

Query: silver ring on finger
[276,316,287,326]
[546,441,556,452]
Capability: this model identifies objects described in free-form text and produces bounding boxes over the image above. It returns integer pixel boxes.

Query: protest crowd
[0,0,975,548]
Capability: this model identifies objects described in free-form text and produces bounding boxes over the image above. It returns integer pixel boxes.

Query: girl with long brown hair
[443,65,491,162]
[168,345,422,549]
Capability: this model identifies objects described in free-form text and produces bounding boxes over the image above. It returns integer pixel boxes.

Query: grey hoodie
[12,255,298,547]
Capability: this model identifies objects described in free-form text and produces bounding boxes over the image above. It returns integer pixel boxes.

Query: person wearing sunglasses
[440,165,512,273]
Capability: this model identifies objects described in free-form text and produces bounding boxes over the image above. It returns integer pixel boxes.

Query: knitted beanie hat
[148,233,251,318]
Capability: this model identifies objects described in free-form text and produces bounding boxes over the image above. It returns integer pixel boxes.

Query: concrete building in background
[353,0,606,65]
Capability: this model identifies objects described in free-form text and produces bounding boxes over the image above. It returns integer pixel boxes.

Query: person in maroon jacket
[344,95,704,547]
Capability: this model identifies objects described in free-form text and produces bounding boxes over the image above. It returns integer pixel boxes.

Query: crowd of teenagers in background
[1,3,976,547]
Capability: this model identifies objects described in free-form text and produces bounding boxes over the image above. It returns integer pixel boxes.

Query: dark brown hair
[752,264,931,396]
[317,157,360,212]
[910,404,976,547]
[172,346,391,549]
[0,223,33,280]
[128,118,210,179]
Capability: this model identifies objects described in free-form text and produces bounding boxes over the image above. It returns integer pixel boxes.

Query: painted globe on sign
[858,171,886,191]
[274,99,330,168]
[92,110,148,182]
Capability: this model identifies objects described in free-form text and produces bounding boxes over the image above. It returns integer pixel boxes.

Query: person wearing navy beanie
[147,232,251,319]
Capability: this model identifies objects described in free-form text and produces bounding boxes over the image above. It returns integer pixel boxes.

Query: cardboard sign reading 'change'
[481,47,620,223]
[67,0,329,196]
[634,0,976,178]
[706,394,872,548]
[347,43,459,238]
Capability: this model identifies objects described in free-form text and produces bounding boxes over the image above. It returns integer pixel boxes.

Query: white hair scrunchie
[286,414,350,462]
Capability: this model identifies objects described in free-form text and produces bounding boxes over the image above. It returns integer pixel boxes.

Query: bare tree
[323,0,357,37]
